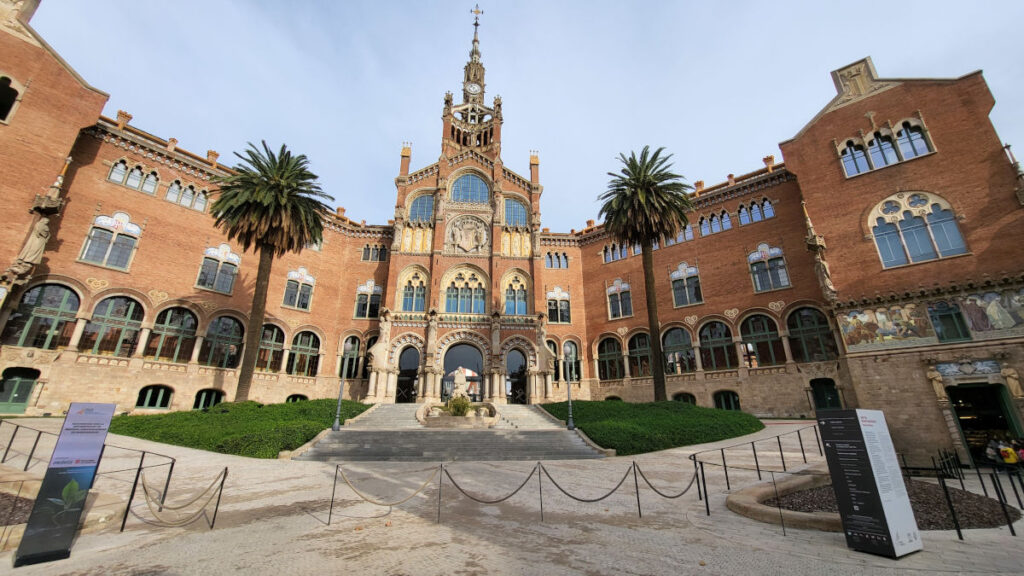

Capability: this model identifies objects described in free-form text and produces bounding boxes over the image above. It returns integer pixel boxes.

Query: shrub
[541,400,764,455]
[447,395,472,417]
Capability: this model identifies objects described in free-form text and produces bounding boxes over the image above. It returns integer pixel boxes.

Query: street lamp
[333,339,354,431]
[563,342,575,431]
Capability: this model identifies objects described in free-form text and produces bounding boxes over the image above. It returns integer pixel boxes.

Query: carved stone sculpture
[17,217,49,265]
[927,366,947,401]
[1002,367,1022,398]
[447,217,489,253]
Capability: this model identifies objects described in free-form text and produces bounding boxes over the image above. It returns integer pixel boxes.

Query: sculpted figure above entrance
[446,215,489,254]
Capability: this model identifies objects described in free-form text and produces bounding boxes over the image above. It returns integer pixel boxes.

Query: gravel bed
[764,478,1022,530]
[0,491,34,526]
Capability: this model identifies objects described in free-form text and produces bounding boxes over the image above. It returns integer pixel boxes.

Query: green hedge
[541,400,764,456]
[108,399,369,458]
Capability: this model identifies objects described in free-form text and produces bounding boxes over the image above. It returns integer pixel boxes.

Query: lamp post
[333,341,354,431]
[563,342,575,430]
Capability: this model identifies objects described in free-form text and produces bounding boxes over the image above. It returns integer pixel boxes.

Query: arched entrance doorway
[396,347,420,403]
[948,383,1021,463]
[442,343,484,401]
[810,378,842,411]
[507,349,528,404]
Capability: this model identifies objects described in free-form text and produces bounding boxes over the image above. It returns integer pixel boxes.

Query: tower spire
[469,4,483,63]
[462,4,486,104]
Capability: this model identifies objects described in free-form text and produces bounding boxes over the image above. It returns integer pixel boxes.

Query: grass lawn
[541,400,764,456]
[108,399,370,458]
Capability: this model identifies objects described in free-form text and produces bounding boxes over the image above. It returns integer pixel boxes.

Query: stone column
[279,348,291,374]
[622,351,631,379]
[693,345,704,372]
[557,354,566,382]
[544,372,553,400]
[356,356,366,379]
[492,370,507,404]
[779,330,795,364]
[190,335,205,363]
[384,369,398,401]
[367,370,379,400]
[133,327,151,358]
[67,317,88,350]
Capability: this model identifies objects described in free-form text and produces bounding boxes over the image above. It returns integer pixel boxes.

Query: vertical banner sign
[14,403,115,567]
[819,409,921,559]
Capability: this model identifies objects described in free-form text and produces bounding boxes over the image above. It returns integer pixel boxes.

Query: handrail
[687,423,822,486]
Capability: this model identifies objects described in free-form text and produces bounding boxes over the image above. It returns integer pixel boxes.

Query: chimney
[399,142,412,176]
[115,110,133,130]
[542,227,550,233]
[166,138,178,152]
[336,207,346,219]
[529,151,540,183]
[727,174,736,186]
[586,219,595,228]
[694,180,704,196]
[207,150,220,168]
[763,155,775,172]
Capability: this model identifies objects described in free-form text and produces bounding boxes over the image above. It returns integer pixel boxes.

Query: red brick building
[1,1,1022,464]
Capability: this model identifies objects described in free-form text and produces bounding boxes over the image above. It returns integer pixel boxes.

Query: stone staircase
[295,403,603,462]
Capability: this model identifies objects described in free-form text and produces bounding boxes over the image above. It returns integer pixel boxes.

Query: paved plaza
[1,419,1022,575]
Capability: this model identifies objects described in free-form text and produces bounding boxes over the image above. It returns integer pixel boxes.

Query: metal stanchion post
[721,449,730,491]
[328,464,339,526]
[752,442,762,481]
[699,461,709,516]
[937,475,963,541]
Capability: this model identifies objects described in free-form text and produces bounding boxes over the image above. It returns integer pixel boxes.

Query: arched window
[409,195,434,222]
[762,200,774,219]
[563,341,581,382]
[748,243,789,292]
[362,336,377,379]
[354,282,382,318]
[627,333,652,378]
[0,368,38,413]
[740,315,785,367]
[80,296,144,357]
[136,385,173,409]
[145,307,197,363]
[714,390,741,411]
[402,273,427,312]
[107,160,128,184]
[547,294,571,324]
[561,253,569,268]
[256,324,285,372]
[1,284,80,350]
[662,327,695,374]
[287,331,320,376]
[504,276,528,315]
[721,211,732,230]
[451,174,489,203]
[840,141,869,176]
[125,166,143,189]
[193,191,208,212]
[284,269,315,310]
[180,185,195,207]
[341,336,361,378]
[193,389,224,410]
[546,253,554,268]
[673,392,696,404]
[700,322,737,371]
[200,316,244,369]
[699,217,710,236]
[683,224,694,241]
[286,394,308,403]
[607,279,632,320]
[0,76,19,121]
[445,272,485,314]
[197,247,239,294]
[605,396,623,401]
[165,181,181,203]
[141,172,159,195]
[927,301,971,343]
[867,133,899,168]
[597,338,624,381]
[710,215,721,233]
[671,263,702,307]
[81,212,141,270]
[751,202,763,222]
[786,308,838,363]
[738,205,751,226]
[505,198,528,227]
[546,340,561,381]
[896,122,931,159]
[871,194,966,268]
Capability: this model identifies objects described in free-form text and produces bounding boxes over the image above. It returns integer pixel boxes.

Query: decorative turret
[442,4,502,158]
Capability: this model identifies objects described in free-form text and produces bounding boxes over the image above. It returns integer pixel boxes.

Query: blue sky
[31,1,1024,232]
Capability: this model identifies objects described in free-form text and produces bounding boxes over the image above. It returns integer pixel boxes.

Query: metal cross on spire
[471,4,483,28]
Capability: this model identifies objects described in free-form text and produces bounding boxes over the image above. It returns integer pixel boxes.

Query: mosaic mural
[959,289,1024,340]
[838,304,937,352]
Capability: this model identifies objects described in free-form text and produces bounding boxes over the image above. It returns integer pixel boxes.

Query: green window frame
[136,385,173,409]
[673,392,696,404]
[193,388,224,410]
[563,341,581,382]
[699,322,737,371]
[80,226,137,270]
[1,284,80,350]
[80,296,144,357]
[144,307,198,363]
[714,390,741,411]
[786,308,838,363]
[597,338,624,381]
[627,333,652,377]
[199,316,244,369]
[662,327,696,374]
[283,280,314,311]
[287,331,320,377]
[256,324,285,372]
[286,394,308,403]
[927,301,972,343]
[740,315,785,367]
[340,336,361,379]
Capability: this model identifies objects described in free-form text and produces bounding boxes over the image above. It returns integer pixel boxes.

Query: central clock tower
[441,9,502,158]
[462,12,486,104]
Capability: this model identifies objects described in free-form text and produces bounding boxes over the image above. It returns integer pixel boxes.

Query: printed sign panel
[14,403,115,567]
[819,409,922,559]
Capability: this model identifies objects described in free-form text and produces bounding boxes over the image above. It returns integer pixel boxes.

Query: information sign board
[819,409,922,559]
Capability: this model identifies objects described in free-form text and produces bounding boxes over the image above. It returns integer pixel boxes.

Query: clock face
[466,83,482,95]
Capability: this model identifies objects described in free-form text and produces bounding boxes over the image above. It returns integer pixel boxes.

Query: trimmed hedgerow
[541,400,764,456]
[108,399,369,458]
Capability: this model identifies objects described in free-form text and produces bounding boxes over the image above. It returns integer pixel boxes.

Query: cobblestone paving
[2,419,1022,575]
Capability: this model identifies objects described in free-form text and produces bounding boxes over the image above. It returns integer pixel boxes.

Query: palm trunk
[234,244,274,402]
[641,240,667,401]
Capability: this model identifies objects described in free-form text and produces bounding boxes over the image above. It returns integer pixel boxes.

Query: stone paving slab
[0,418,1021,575]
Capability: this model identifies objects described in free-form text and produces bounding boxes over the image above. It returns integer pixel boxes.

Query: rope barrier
[136,468,227,527]
[539,463,634,503]
[337,463,440,507]
[443,464,538,504]
[634,463,696,499]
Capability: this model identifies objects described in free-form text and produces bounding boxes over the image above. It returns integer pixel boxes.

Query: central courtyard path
[2,418,1021,575]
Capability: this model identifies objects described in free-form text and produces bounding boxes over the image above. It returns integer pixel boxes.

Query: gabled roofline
[16,19,108,98]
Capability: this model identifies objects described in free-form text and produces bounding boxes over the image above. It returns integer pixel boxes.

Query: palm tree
[599,146,694,402]
[211,141,334,402]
